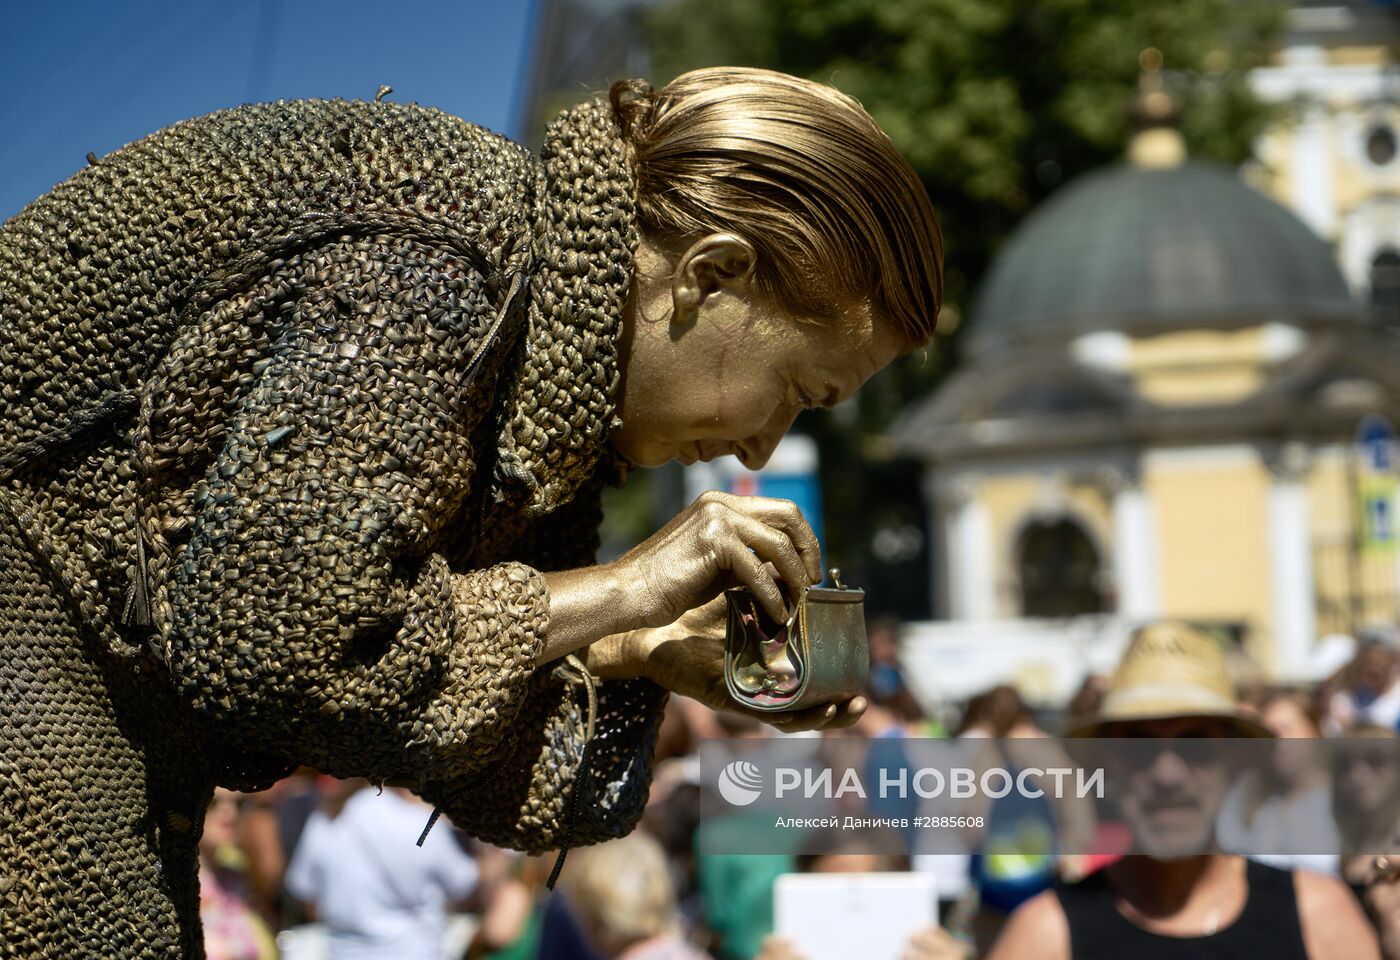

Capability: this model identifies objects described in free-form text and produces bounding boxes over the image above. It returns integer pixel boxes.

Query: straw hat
[1068,622,1271,737]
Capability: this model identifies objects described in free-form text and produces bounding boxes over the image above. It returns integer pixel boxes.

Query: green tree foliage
[648,0,1283,357]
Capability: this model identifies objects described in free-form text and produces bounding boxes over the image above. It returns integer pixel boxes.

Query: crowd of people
[199,620,1400,960]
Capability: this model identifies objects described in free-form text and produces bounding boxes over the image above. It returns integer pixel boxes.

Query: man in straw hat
[988,622,1378,959]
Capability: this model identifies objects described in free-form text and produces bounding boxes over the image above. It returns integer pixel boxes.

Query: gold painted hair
[611,67,943,347]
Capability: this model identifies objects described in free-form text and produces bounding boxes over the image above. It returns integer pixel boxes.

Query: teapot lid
[806,570,863,603]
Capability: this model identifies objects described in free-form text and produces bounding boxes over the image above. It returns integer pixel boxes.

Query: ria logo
[717,760,764,806]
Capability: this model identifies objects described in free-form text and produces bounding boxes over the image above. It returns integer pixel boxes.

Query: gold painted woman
[0,67,941,956]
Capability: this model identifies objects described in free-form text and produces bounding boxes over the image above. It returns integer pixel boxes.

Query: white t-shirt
[1217,780,1341,876]
[285,787,478,960]
[1328,684,1400,733]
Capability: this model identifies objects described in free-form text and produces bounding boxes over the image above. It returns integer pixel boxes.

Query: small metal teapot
[724,569,868,713]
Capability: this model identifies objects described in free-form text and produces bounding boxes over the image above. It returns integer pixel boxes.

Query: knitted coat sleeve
[422,486,670,852]
[157,233,550,792]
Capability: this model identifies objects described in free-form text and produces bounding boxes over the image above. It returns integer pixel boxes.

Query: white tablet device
[773,872,938,960]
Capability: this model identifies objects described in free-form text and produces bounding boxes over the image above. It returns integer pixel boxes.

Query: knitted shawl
[0,96,664,957]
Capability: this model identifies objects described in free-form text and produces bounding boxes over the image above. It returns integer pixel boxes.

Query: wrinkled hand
[540,492,820,665]
[619,490,822,628]
[571,491,861,730]
[625,596,864,733]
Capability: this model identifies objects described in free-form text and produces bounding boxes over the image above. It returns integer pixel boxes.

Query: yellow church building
[894,15,1400,686]
[1249,0,1400,316]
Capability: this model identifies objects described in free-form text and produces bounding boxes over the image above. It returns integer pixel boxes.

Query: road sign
[1357,414,1398,551]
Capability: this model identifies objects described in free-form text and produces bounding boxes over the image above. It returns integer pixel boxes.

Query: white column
[1268,445,1317,682]
[1292,101,1337,239]
[1109,468,1160,620]
[937,477,995,622]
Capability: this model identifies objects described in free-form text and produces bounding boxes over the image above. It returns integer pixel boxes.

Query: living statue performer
[0,67,942,956]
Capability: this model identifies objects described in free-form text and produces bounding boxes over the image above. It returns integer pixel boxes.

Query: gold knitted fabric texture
[0,97,665,957]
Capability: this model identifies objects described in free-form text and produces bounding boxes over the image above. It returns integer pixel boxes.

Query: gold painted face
[610,232,906,469]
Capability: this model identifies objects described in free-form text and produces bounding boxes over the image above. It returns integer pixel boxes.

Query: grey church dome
[969,161,1358,355]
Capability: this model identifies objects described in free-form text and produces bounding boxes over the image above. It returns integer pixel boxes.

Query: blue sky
[0,1,537,221]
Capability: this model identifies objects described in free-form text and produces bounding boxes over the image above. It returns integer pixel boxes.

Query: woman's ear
[670,233,757,331]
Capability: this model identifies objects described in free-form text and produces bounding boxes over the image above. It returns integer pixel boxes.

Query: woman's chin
[611,436,701,468]
[611,437,660,469]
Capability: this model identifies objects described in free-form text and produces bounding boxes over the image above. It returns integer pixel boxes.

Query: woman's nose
[735,441,774,470]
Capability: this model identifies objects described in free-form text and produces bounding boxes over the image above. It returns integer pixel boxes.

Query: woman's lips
[675,442,738,465]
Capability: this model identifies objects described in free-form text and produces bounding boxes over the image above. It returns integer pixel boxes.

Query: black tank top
[1055,859,1308,959]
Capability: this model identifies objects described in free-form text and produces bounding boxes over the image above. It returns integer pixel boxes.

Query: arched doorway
[1371,247,1400,328]
[1016,517,1108,617]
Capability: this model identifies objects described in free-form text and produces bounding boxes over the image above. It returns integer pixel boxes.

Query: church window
[1366,123,1397,168]
[1015,517,1108,618]
[1372,247,1400,327]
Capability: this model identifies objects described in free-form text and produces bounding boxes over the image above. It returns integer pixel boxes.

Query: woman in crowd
[1218,688,1340,874]
[1335,728,1400,895]
[198,790,277,960]
[1329,727,1400,959]
[560,832,711,960]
